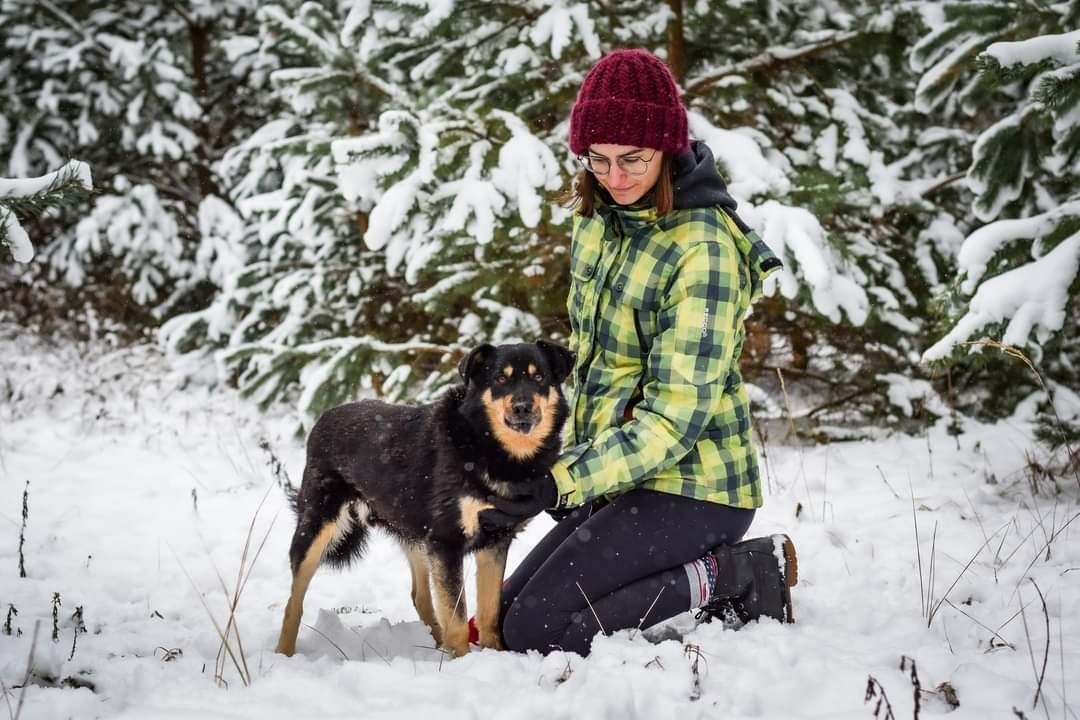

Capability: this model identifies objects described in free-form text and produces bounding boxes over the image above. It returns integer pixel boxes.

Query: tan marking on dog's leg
[430,561,469,657]
[275,521,337,656]
[405,546,440,645]
[475,545,508,650]
[458,496,494,538]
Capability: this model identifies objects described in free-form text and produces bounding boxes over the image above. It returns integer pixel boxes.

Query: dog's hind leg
[404,546,441,646]
[474,540,510,650]
[275,517,338,656]
[429,547,469,657]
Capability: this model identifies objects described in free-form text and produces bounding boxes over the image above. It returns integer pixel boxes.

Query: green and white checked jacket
[549,201,782,510]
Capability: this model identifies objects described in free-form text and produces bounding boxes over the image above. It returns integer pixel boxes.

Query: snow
[967,105,1041,223]
[688,112,791,198]
[916,215,966,290]
[822,89,870,167]
[954,199,1080,294]
[914,34,988,113]
[1,160,92,264]
[489,111,562,230]
[410,0,456,38]
[528,2,601,61]
[433,177,505,245]
[876,373,949,418]
[923,230,1080,362]
[748,200,869,325]
[1,208,32,262]
[365,178,422,253]
[195,195,247,287]
[0,159,92,199]
[259,6,335,60]
[72,183,186,304]
[985,30,1080,68]
[814,124,838,172]
[340,0,372,47]
[3,328,1076,719]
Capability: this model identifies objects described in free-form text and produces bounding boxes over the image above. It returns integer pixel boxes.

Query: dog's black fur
[276,340,572,657]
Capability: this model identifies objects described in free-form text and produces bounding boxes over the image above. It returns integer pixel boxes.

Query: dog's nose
[511,400,532,417]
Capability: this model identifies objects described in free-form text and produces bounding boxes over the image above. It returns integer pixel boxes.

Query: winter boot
[700,534,798,625]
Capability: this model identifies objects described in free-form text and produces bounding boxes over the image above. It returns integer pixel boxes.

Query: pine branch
[0,170,92,222]
[1,161,93,263]
[684,30,861,97]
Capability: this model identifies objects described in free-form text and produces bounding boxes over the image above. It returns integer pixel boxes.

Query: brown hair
[558,154,675,217]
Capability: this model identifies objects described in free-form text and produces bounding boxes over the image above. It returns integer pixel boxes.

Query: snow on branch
[751,200,869,325]
[1,160,93,263]
[529,2,601,61]
[984,30,1080,68]
[955,199,1080,293]
[685,30,860,97]
[923,229,1080,363]
[489,110,561,229]
[689,112,790,198]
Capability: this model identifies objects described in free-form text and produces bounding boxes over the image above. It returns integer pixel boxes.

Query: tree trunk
[188,20,219,201]
[666,0,686,84]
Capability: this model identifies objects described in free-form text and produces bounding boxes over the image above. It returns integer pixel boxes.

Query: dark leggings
[500,489,754,655]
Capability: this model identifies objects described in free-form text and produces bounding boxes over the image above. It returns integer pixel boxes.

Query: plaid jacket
[549,201,782,510]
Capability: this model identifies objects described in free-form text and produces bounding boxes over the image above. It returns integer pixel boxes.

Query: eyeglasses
[578,150,658,176]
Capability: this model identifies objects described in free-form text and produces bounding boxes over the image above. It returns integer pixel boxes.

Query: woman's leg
[501,489,754,655]
[499,501,604,619]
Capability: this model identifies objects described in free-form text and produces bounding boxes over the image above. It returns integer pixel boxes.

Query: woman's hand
[479,473,559,528]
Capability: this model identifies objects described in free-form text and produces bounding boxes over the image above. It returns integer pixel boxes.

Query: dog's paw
[443,638,470,658]
[478,630,504,651]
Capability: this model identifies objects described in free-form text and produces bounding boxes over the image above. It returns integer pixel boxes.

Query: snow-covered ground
[1,328,1077,719]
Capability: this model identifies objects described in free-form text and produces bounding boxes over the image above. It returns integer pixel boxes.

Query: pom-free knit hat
[568,49,690,156]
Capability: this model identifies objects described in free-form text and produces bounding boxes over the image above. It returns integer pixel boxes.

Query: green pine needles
[2,1,1078,433]
[1,161,93,263]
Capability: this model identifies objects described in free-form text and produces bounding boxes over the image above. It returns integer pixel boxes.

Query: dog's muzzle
[505,400,539,434]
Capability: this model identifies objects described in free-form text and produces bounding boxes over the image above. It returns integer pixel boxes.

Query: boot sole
[774,534,798,623]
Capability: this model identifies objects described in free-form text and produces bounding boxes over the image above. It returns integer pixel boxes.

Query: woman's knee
[500,600,535,652]
[502,595,561,653]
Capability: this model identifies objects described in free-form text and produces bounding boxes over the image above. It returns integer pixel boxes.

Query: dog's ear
[536,340,574,384]
[458,344,496,384]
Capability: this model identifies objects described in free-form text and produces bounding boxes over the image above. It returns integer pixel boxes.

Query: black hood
[599,140,752,233]
[671,141,751,233]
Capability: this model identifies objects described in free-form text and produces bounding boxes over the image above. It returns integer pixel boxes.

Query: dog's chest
[480,471,514,499]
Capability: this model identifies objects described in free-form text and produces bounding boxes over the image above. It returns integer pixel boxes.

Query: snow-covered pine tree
[674,0,967,426]
[164,0,611,423]
[0,1,264,317]
[162,0,970,428]
[915,3,1080,437]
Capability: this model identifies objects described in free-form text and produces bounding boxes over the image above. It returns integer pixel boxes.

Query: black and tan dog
[275,341,572,658]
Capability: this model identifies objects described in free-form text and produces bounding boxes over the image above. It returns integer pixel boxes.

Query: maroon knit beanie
[568,49,689,157]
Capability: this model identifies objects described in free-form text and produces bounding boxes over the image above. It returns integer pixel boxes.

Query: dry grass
[964,340,1079,491]
[174,482,279,688]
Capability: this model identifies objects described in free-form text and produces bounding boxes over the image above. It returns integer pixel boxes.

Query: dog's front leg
[429,545,470,657]
[474,540,510,650]
[405,546,441,646]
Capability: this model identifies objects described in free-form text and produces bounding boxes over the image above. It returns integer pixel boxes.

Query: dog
[275,340,572,658]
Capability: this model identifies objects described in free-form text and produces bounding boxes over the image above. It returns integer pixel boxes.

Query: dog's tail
[283,482,300,514]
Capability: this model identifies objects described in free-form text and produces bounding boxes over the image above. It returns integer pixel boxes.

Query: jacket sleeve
[548,233,741,509]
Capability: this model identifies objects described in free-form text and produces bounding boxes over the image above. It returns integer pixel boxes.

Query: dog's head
[457,341,573,460]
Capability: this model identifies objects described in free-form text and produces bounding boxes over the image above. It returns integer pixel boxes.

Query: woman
[480,49,797,656]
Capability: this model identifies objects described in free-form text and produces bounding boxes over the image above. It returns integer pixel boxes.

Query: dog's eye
[495,375,508,384]
[533,373,544,383]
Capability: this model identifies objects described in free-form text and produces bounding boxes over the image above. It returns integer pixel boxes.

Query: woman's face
[587,144,664,206]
